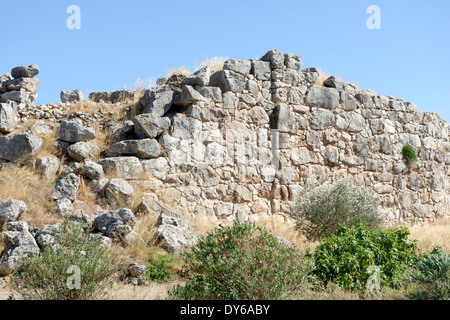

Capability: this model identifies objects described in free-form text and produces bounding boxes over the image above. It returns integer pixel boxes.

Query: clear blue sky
[1,1,449,121]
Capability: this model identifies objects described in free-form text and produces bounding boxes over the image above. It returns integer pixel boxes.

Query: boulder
[142,90,176,116]
[55,198,73,217]
[82,159,104,180]
[5,78,39,93]
[60,89,84,103]
[93,208,136,241]
[109,139,161,159]
[0,102,15,133]
[271,103,298,133]
[310,108,335,130]
[11,64,39,79]
[153,214,197,254]
[97,157,144,180]
[52,173,80,201]
[0,131,43,163]
[67,141,101,162]
[133,114,170,139]
[183,66,210,86]
[336,112,366,132]
[284,53,302,70]
[0,229,40,275]
[57,118,96,143]
[209,70,245,93]
[173,85,208,106]
[305,85,340,110]
[223,59,252,76]
[251,60,271,81]
[35,157,60,178]
[104,178,134,209]
[0,199,28,223]
[261,49,285,69]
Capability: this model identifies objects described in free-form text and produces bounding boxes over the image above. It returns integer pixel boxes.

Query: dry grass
[409,218,450,254]
[108,280,184,300]
[166,66,191,79]
[315,70,330,86]
[255,217,320,253]
[195,56,227,75]
[0,165,61,228]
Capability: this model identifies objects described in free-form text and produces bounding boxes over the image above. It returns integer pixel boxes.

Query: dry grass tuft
[166,66,191,79]
[409,218,450,254]
[195,56,228,75]
[315,70,331,86]
[255,217,320,253]
[0,165,61,228]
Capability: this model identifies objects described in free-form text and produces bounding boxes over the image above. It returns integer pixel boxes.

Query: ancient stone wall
[1,49,449,227]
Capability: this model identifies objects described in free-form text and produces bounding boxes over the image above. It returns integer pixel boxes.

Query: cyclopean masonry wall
[2,49,450,227]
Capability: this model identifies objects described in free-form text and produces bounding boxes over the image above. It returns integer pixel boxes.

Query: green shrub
[307,223,419,292]
[144,255,174,283]
[409,251,450,300]
[403,144,418,165]
[11,221,120,300]
[169,220,312,300]
[290,178,383,241]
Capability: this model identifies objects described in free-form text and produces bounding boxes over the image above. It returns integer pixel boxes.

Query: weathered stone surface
[143,90,176,116]
[133,114,170,139]
[110,139,161,159]
[11,64,39,79]
[0,229,40,275]
[93,208,136,241]
[336,112,366,132]
[0,102,15,133]
[68,141,101,162]
[36,157,60,178]
[153,214,197,254]
[223,59,252,76]
[0,131,43,162]
[183,66,210,86]
[35,224,60,249]
[305,85,340,110]
[60,89,84,103]
[251,60,271,81]
[173,85,208,106]
[272,103,297,133]
[323,76,345,91]
[209,70,245,93]
[6,78,39,93]
[284,53,302,70]
[52,173,80,201]
[261,49,285,69]
[82,159,104,180]
[310,108,335,130]
[104,178,134,209]
[57,118,96,143]
[0,200,28,223]
[170,114,202,139]
[97,157,144,180]
[55,198,73,217]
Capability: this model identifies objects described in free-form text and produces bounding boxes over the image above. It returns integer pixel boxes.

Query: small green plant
[307,223,419,292]
[403,144,418,166]
[144,255,174,283]
[290,177,383,241]
[169,220,312,300]
[409,250,450,300]
[10,221,120,300]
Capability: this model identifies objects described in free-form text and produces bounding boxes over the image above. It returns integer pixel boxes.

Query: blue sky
[1,0,449,121]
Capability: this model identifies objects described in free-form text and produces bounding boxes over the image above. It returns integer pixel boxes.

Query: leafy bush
[307,223,419,292]
[403,144,418,165]
[11,221,120,300]
[290,178,383,241]
[169,220,312,300]
[144,255,174,283]
[409,251,450,300]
